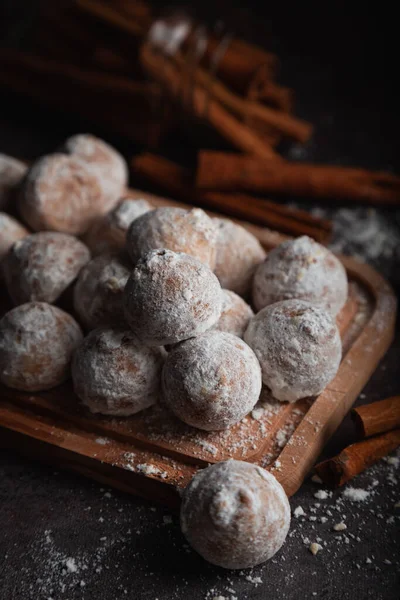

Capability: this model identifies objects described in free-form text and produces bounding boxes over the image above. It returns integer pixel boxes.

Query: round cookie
[181,460,290,569]
[162,331,262,431]
[62,134,128,212]
[213,218,266,297]
[124,249,222,346]
[3,232,90,305]
[244,299,342,402]
[0,212,29,264]
[212,289,254,338]
[72,327,163,416]
[252,235,348,316]
[126,207,218,268]
[18,153,104,235]
[0,302,82,391]
[0,154,27,210]
[83,197,153,255]
[73,253,131,330]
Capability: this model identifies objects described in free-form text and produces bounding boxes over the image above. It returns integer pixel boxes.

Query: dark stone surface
[0,2,399,599]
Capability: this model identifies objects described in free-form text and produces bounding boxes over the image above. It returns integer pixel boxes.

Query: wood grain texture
[0,192,396,504]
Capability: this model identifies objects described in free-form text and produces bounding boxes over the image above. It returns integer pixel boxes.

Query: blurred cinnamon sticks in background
[196,151,400,206]
[0,0,398,239]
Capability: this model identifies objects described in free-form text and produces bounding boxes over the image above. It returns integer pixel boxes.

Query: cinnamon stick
[352,396,400,438]
[180,31,279,95]
[170,53,312,144]
[0,50,170,147]
[140,44,280,160]
[314,429,400,487]
[76,0,150,37]
[197,151,400,206]
[247,64,293,113]
[131,153,332,242]
[76,0,280,96]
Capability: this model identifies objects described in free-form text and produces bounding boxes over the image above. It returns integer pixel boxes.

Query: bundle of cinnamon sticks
[0,0,397,242]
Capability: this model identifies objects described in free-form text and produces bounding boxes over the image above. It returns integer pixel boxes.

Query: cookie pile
[0,135,348,569]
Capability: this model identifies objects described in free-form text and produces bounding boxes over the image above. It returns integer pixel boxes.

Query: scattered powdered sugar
[329,208,400,263]
[314,490,330,500]
[197,440,219,456]
[294,506,306,518]
[342,488,370,502]
[95,437,109,446]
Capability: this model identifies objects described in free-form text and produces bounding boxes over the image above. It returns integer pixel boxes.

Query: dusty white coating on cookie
[213,218,267,297]
[0,302,83,391]
[0,212,29,264]
[83,197,153,255]
[72,327,163,416]
[252,235,348,315]
[0,154,27,210]
[162,331,262,430]
[244,299,342,402]
[62,134,128,213]
[180,460,290,569]
[18,153,103,235]
[124,249,222,346]
[126,207,218,268]
[3,232,90,305]
[73,253,130,330]
[212,289,254,338]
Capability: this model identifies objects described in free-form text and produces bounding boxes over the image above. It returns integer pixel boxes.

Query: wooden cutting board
[0,193,396,508]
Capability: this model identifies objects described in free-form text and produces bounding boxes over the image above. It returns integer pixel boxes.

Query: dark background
[0,1,399,599]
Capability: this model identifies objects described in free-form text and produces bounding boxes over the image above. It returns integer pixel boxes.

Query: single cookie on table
[244,299,342,402]
[213,218,267,297]
[3,232,90,305]
[72,327,163,416]
[73,253,131,330]
[126,207,218,268]
[162,331,262,431]
[83,197,153,255]
[0,212,29,264]
[181,460,290,569]
[0,154,27,210]
[124,249,222,346]
[212,289,254,338]
[62,134,128,212]
[253,235,348,316]
[18,153,104,235]
[0,302,82,391]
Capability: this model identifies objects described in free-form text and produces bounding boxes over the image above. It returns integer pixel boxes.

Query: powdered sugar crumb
[342,487,370,502]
